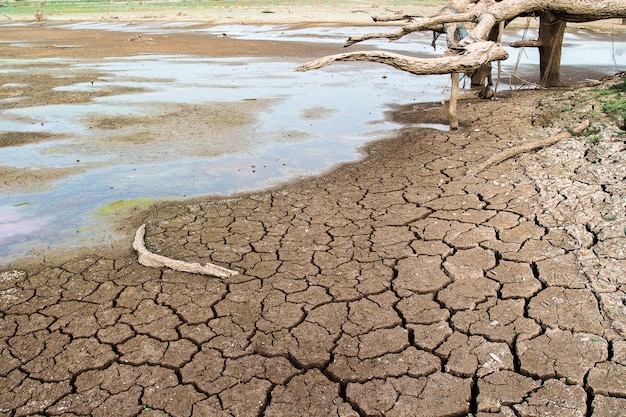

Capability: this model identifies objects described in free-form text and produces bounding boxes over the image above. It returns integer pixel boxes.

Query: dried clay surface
[2,14,626,417]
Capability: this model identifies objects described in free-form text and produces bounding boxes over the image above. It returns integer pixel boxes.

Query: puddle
[413,123,452,131]
[0,23,623,264]
[0,52,449,263]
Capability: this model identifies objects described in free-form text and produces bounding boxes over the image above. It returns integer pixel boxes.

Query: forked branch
[344,12,478,46]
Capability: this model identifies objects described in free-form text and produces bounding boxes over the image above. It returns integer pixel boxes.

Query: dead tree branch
[296,41,508,75]
[133,224,238,278]
[345,0,626,48]
[298,0,626,126]
[345,12,478,46]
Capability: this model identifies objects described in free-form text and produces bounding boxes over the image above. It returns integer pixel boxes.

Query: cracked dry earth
[2,77,626,417]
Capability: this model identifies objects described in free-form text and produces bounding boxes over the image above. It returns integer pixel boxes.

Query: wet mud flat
[0,21,456,263]
[1,19,626,417]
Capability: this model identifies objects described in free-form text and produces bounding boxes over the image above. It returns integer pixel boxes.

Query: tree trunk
[298,0,626,127]
[470,23,500,89]
[538,12,567,87]
[450,73,460,130]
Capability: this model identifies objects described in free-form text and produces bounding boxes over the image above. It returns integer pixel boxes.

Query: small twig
[3,12,12,20]
[466,120,590,176]
[133,224,238,278]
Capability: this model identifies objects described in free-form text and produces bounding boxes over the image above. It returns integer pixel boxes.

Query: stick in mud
[133,224,239,278]
[466,119,590,176]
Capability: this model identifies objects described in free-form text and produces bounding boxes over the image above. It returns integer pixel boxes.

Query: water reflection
[0,49,449,262]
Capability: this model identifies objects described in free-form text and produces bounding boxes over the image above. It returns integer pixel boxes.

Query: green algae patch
[93,198,158,215]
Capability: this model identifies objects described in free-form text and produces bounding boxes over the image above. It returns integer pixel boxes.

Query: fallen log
[133,224,238,278]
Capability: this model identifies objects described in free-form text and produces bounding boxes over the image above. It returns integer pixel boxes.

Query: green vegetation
[1,0,448,15]
[595,78,626,126]
[558,77,626,144]
[602,98,626,121]
[582,124,603,144]
[93,197,156,215]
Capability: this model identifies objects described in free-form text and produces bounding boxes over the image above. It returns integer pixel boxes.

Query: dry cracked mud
[1,14,626,417]
[2,75,625,416]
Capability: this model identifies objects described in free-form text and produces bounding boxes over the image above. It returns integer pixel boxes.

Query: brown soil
[1,7,626,417]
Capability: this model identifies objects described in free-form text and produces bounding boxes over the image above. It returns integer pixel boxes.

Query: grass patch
[580,124,604,144]
[565,77,626,135]
[2,0,449,15]
[586,134,602,144]
[592,78,626,128]
[602,96,626,116]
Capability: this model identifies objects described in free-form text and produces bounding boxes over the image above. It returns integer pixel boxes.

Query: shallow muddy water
[0,22,624,263]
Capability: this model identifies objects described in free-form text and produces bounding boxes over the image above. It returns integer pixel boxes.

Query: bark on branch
[133,224,238,278]
[345,12,478,46]
[296,41,508,75]
[509,40,542,48]
[345,1,626,48]
[466,120,591,176]
[299,1,626,126]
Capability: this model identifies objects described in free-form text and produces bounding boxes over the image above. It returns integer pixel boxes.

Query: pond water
[0,22,624,264]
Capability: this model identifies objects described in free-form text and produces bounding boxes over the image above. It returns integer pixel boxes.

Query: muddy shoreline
[2,19,625,267]
[1,6,626,416]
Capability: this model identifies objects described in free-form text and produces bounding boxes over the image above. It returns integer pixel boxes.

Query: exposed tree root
[466,119,590,176]
[133,224,239,278]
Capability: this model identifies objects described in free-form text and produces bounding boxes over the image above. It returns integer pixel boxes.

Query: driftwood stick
[133,224,238,278]
[466,120,590,176]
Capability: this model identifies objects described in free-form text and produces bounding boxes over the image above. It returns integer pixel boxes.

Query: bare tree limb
[296,41,508,75]
[345,12,478,46]
[466,120,591,176]
[346,0,626,48]
[509,39,542,48]
[300,1,626,125]
[133,224,238,278]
